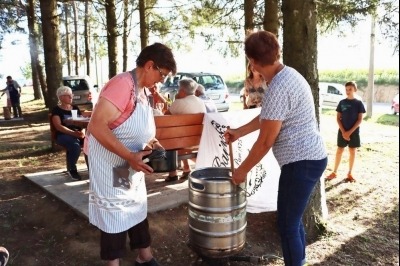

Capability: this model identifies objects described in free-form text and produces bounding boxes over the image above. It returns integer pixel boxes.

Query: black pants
[10,94,22,118]
[12,104,22,118]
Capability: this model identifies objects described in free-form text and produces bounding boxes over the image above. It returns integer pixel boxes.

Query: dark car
[160,72,230,112]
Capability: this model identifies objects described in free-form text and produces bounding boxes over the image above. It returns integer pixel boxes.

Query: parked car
[160,72,230,112]
[62,75,98,111]
[391,93,399,115]
[319,82,363,107]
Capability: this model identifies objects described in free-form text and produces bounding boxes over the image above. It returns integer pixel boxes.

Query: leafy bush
[319,69,399,89]
[225,69,399,94]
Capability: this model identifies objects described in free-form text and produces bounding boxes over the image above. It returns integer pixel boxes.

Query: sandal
[180,171,191,180]
[164,175,178,182]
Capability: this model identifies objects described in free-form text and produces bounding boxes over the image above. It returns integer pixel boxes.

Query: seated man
[195,84,218,113]
[164,79,206,182]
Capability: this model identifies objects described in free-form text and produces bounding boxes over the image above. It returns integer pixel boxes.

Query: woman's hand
[128,150,153,174]
[74,131,85,139]
[231,167,247,185]
[224,127,240,144]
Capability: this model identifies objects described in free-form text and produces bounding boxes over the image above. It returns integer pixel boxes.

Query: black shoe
[69,170,82,181]
[164,175,178,182]
[135,258,160,266]
[0,246,9,266]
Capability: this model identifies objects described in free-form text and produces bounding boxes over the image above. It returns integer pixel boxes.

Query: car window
[63,79,89,91]
[327,85,342,95]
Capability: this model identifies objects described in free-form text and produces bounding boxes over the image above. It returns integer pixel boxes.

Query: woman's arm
[224,114,261,144]
[231,119,282,185]
[88,97,152,173]
[52,115,84,139]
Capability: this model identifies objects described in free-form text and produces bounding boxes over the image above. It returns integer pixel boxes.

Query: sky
[0,18,398,83]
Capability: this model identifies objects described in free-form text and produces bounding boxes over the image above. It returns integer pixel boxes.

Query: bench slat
[156,125,203,140]
[159,136,201,150]
[154,113,204,128]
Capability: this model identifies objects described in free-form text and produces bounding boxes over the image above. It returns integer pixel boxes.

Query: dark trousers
[277,157,327,266]
[56,134,82,172]
[10,95,22,118]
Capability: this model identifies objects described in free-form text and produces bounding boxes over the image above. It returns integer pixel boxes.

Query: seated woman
[51,86,85,180]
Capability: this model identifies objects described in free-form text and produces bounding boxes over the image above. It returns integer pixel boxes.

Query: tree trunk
[26,0,42,100]
[264,0,279,37]
[282,0,327,241]
[84,0,91,76]
[243,0,254,73]
[39,0,62,111]
[139,0,148,49]
[122,0,128,72]
[65,3,71,75]
[105,0,118,78]
[73,2,79,75]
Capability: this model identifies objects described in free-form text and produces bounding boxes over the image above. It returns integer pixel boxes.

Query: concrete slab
[24,167,189,220]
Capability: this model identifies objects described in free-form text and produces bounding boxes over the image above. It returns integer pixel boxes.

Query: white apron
[88,91,155,233]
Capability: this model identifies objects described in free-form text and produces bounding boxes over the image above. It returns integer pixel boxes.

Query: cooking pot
[146,150,177,172]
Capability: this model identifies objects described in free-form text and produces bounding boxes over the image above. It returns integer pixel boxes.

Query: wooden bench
[154,113,204,161]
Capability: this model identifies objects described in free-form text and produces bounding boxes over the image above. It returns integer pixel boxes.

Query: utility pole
[366,14,376,118]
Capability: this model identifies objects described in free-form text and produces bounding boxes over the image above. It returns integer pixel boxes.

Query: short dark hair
[345,81,357,90]
[244,31,281,66]
[6,76,11,79]
[136,42,177,75]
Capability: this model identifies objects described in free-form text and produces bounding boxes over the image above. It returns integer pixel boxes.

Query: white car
[319,82,362,107]
[62,75,99,110]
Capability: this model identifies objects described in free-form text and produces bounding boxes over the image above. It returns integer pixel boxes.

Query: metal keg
[188,167,247,258]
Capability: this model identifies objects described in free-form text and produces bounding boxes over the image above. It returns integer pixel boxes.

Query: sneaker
[69,170,82,181]
[326,172,337,180]
[345,173,356,182]
[0,246,9,266]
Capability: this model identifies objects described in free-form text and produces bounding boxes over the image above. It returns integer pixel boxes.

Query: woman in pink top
[87,43,176,266]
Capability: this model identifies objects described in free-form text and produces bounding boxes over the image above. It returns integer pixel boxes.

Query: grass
[322,107,399,126]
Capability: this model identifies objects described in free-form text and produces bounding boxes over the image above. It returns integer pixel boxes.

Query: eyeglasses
[249,87,264,93]
[155,65,168,82]
[61,94,73,98]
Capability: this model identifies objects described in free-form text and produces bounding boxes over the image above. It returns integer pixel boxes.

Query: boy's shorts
[100,218,151,260]
[337,129,361,148]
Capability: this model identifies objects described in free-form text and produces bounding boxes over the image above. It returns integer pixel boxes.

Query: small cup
[71,109,78,119]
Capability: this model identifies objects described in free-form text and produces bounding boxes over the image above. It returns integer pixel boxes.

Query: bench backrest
[154,113,204,151]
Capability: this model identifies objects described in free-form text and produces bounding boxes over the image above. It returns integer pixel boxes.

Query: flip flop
[180,171,191,180]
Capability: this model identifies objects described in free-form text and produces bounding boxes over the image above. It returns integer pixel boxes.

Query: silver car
[160,72,230,112]
[62,75,98,110]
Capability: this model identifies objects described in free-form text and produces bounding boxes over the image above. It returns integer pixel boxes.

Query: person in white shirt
[164,79,206,181]
[195,84,218,113]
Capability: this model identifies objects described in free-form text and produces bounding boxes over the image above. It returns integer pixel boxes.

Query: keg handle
[227,126,235,174]
[190,181,205,191]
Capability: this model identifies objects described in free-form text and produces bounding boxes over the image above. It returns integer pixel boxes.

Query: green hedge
[225,69,399,94]
[319,69,399,89]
